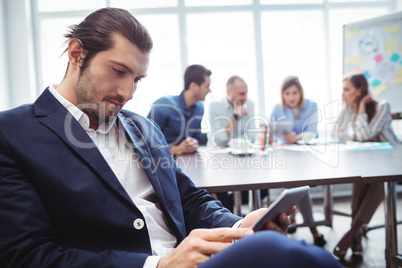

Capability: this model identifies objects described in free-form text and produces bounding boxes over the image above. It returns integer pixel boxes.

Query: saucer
[297,138,318,145]
[231,149,254,156]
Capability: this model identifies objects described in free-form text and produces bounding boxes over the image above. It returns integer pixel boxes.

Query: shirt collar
[178,91,189,111]
[48,85,116,134]
[224,97,234,111]
[178,90,199,115]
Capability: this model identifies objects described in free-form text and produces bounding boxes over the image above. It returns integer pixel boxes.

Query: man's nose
[117,80,135,101]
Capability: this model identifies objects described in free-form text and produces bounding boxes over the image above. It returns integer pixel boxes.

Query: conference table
[176,143,402,268]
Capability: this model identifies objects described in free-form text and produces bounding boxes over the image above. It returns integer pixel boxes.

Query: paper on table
[197,146,233,155]
[340,142,393,150]
[275,142,393,151]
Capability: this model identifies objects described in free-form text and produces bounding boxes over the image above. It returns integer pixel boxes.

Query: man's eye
[134,77,142,83]
[113,68,124,75]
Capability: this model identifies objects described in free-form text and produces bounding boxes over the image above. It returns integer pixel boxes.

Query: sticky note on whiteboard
[395,77,402,84]
[385,25,400,34]
[395,68,402,84]
[346,28,359,39]
[390,53,400,62]
[374,54,383,63]
[372,84,387,96]
[385,40,398,54]
[345,56,365,65]
[371,79,382,87]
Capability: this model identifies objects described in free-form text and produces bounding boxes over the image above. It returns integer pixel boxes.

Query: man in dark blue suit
[0,8,341,268]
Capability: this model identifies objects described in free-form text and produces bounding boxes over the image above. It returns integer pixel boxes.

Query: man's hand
[239,206,296,234]
[170,137,199,155]
[157,228,254,268]
[233,102,248,117]
[284,132,300,144]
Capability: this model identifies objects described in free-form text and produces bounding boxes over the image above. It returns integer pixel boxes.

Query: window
[124,15,182,117]
[38,0,106,12]
[39,17,84,89]
[110,0,177,9]
[186,0,251,6]
[260,0,323,4]
[261,10,327,115]
[25,0,393,121]
[186,12,258,109]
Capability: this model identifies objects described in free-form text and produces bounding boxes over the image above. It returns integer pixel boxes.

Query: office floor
[243,195,402,268]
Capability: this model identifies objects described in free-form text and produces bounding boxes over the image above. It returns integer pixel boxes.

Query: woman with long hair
[333,73,400,259]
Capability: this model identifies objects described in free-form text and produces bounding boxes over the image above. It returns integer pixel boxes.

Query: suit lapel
[118,116,166,206]
[34,89,134,206]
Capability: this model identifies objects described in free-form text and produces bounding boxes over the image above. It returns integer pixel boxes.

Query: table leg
[384,181,400,268]
[233,191,242,216]
[249,190,261,211]
[323,185,333,227]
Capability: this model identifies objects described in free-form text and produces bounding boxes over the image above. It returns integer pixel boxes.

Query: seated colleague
[333,73,400,259]
[147,64,211,155]
[0,8,342,268]
[208,76,257,210]
[269,76,326,247]
[270,75,318,144]
[208,75,256,147]
[333,74,400,145]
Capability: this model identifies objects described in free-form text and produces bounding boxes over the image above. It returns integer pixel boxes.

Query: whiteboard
[343,11,402,113]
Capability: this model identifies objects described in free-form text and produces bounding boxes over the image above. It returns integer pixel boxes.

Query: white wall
[4,0,36,109]
[0,0,10,111]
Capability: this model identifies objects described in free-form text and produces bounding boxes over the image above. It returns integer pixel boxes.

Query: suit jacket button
[133,219,145,230]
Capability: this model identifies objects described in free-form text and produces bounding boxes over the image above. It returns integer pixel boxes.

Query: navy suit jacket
[0,88,241,268]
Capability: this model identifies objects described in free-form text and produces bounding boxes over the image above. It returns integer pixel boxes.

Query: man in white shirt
[208,76,257,147]
[0,8,342,268]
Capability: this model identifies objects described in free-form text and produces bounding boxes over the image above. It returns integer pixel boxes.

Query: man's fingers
[266,221,286,234]
[189,228,253,242]
[186,137,199,147]
[196,240,232,256]
[287,206,296,216]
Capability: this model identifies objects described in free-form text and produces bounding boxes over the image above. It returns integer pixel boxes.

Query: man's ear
[67,39,85,68]
[189,82,198,92]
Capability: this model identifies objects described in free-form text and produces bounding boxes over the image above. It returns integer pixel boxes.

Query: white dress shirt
[49,85,176,267]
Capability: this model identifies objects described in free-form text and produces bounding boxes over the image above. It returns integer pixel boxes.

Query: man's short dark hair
[63,7,153,72]
[184,65,212,90]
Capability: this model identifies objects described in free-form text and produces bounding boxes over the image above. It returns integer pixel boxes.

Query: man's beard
[73,68,118,126]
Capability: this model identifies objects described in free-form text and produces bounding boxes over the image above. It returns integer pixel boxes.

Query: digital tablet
[270,122,293,142]
[251,186,310,231]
